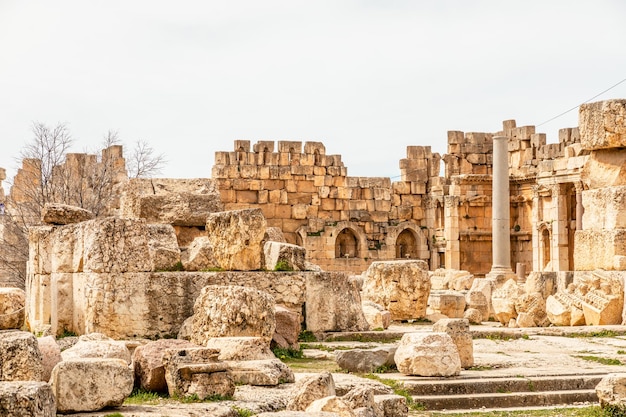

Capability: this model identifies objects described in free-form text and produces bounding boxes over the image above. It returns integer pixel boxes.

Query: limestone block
[226,358,295,386]
[0,381,56,417]
[0,330,43,381]
[574,230,626,271]
[515,312,536,328]
[596,373,626,409]
[287,371,336,411]
[581,149,626,189]
[181,236,219,271]
[206,208,266,271]
[335,347,396,373]
[443,269,475,291]
[273,305,301,350]
[205,337,274,361]
[515,292,549,327]
[463,308,483,324]
[61,334,131,365]
[119,178,224,226]
[525,272,557,300]
[162,347,235,400]
[427,291,466,318]
[146,223,181,271]
[579,99,626,150]
[361,260,431,321]
[306,396,355,417]
[362,301,391,330]
[546,295,571,327]
[264,241,307,271]
[374,394,409,417]
[41,203,94,225]
[189,285,276,345]
[37,336,61,382]
[432,318,473,368]
[582,187,626,230]
[305,272,369,333]
[0,288,25,330]
[50,224,83,273]
[83,218,153,273]
[394,332,461,377]
[28,226,54,276]
[265,226,287,243]
[465,290,489,322]
[50,358,133,413]
[132,339,197,393]
[491,279,521,324]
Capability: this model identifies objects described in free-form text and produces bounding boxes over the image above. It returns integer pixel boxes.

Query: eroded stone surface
[394,332,461,377]
[0,288,25,330]
[0,330,43,382]
[41,203,94,225]
[0,381,56,417]
[287,372,336,411]
[133,339,198,393]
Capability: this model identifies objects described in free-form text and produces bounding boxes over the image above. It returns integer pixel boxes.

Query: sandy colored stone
[596,373,626,409]
[273,305,301,350]
[305,272,369,333]
[264,227,287,243]
[50,358,133,413]
[306,396,356,417]
[287,372,336,411]
[0,381,56,417]
[432,318,473,369]
[491,279,521,325]
[146,223,182,271]
[362,301,391,330]
[335,347,396,373]
[226,358,295,386]
[41,203,94,225]
[0,330,43,381]
[579,99,626,150]
[61,337,131,365]
[361,260,431,321]
[463,308,483,324]
[574,229,626,271]
[206,208,266,271]
[374,394,408,417]
[181,236,219,271]
[428,290,466,319]
[264,241,307,271]
[133,339,198,393]
[206,337,274,361]
[546,295,571,326]
[515,292,549,327]
[37,336,61,382]
[0,288,25,330]
[190,285,276,345]
[581,149,626,189]
[119,178,224,226]
[162,347,234,400]
[394,332,461,377]
[582,187,626,230]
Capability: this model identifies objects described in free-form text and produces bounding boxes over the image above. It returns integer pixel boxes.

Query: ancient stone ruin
[1,99,626,415]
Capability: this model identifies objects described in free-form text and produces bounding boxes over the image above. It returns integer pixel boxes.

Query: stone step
[401,374,604,395]
[413,389,598,411]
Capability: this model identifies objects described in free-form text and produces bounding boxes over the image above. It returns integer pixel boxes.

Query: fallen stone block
[362,301,391,330]
[264,241,307,271]
[0,288,25,330]
[432,318,473,369]
[206,337,274,361]
[61,334,131,365]
[180,236,219,271]
[37,336,61,382]
[306,396,355,417]
[596,373,626,410]
[226,358,295,386]
[133,339,198,393]
[41,203,94,225]
[394,332,461,377]
[0,381,56,417]
[374,394,409,417]
[0,330,43,381]
[273,305,301,350]
[287,371,336,411]
[335,347,396,373]
[50,358,133,413]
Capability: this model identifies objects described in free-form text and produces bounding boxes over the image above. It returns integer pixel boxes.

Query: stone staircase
[402,373,603,412]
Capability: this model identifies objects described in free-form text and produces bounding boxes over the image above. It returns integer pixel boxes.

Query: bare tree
[126,140,166,178]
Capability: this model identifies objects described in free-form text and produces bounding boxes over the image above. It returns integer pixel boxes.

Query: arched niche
[541,227,551,271]
[335,228,358,258]
[396,229,418,259]
[386,222,430,261]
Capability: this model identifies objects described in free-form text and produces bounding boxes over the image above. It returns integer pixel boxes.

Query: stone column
[575,182,583,231]
[487,136,515,280]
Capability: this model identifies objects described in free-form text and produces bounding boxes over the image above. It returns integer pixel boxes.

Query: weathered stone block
[582,187,626,230]
[189,285,276,344]
[37,336,61,383]
[50,358,133,413]
[287,371,336,411]
[41,203,94,225]
[574,229,626,271]
[180,236,219,271]
[0,381,56,417]
[264,241,306,271]
[206,337,274,361]
[133,339,197,393]
[336,347,396,373]
[432,318,473,368]
[0,330,43,381]
[0,288,25,330]
[226,358,294,386]
[206,208,266,271]
[362,260,431,321]
[394,332,461,376]
[580,99,626,150]
[596,373,626,410]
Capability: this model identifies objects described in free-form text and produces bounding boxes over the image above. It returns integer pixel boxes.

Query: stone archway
[335,228,359,258]
[396,229,418,259]
[541,227,551,271]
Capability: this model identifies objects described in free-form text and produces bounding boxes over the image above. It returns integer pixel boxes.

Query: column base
[485,267,518,285]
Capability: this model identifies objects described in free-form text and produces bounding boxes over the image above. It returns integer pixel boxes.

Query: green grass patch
[157,261,185,272]
[124,388,166,405]
[272,346,303,360]
[298,330,317,342]
[232,406,254,417]
[467,365,493,371]
[373,364,398,373]
[173,393,233,403]
[200,266,225,272]
[274,260,294,271]
[567,330,620,338]
[618,350,626,355]
[57,328,78,339]
[576,355,623,366]
[104,413,124,417]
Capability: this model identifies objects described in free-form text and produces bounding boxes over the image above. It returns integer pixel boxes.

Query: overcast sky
[1,1,625,184]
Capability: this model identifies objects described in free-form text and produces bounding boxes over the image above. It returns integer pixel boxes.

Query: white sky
[1,1,625,183]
